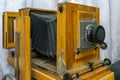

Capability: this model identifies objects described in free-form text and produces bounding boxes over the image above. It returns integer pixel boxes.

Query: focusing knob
[100,42,107,50]
[103,58,111,66]
[63,73,73,80]
[86,25,105,44]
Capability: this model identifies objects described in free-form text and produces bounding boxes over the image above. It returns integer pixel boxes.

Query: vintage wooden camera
[3,2,114,80]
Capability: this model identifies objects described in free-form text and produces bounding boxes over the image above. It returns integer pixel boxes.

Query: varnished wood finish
[16,16,31,80]
[3,12,19,48]
[99,72,114,80]
[80,66,112,80]
[7,56,114,80]
[19,8,56,16]
[32,66,61,80]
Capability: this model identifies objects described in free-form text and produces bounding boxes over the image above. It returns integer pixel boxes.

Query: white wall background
[0,0,120,79]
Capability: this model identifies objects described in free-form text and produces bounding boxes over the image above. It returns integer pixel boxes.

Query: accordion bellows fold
[30,13,56,57]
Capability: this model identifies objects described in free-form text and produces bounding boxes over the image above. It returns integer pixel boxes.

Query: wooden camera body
[3,2,114,80]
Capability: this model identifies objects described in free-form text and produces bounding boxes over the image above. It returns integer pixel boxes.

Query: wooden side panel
[99,72,114,80]
[80,66,113,80]
[57,3,67,67]
[3,12,19,48]
[31,66,61,80]
[16,16,31,80]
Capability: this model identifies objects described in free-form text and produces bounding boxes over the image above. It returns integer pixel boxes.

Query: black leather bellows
[30,13,56,57]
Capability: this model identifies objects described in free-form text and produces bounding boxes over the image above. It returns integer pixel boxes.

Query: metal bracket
[57,50,67,78]
[15,32,20,80]
[88,62,94,71]
[74,45,81,54]
[58,5,63,13]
